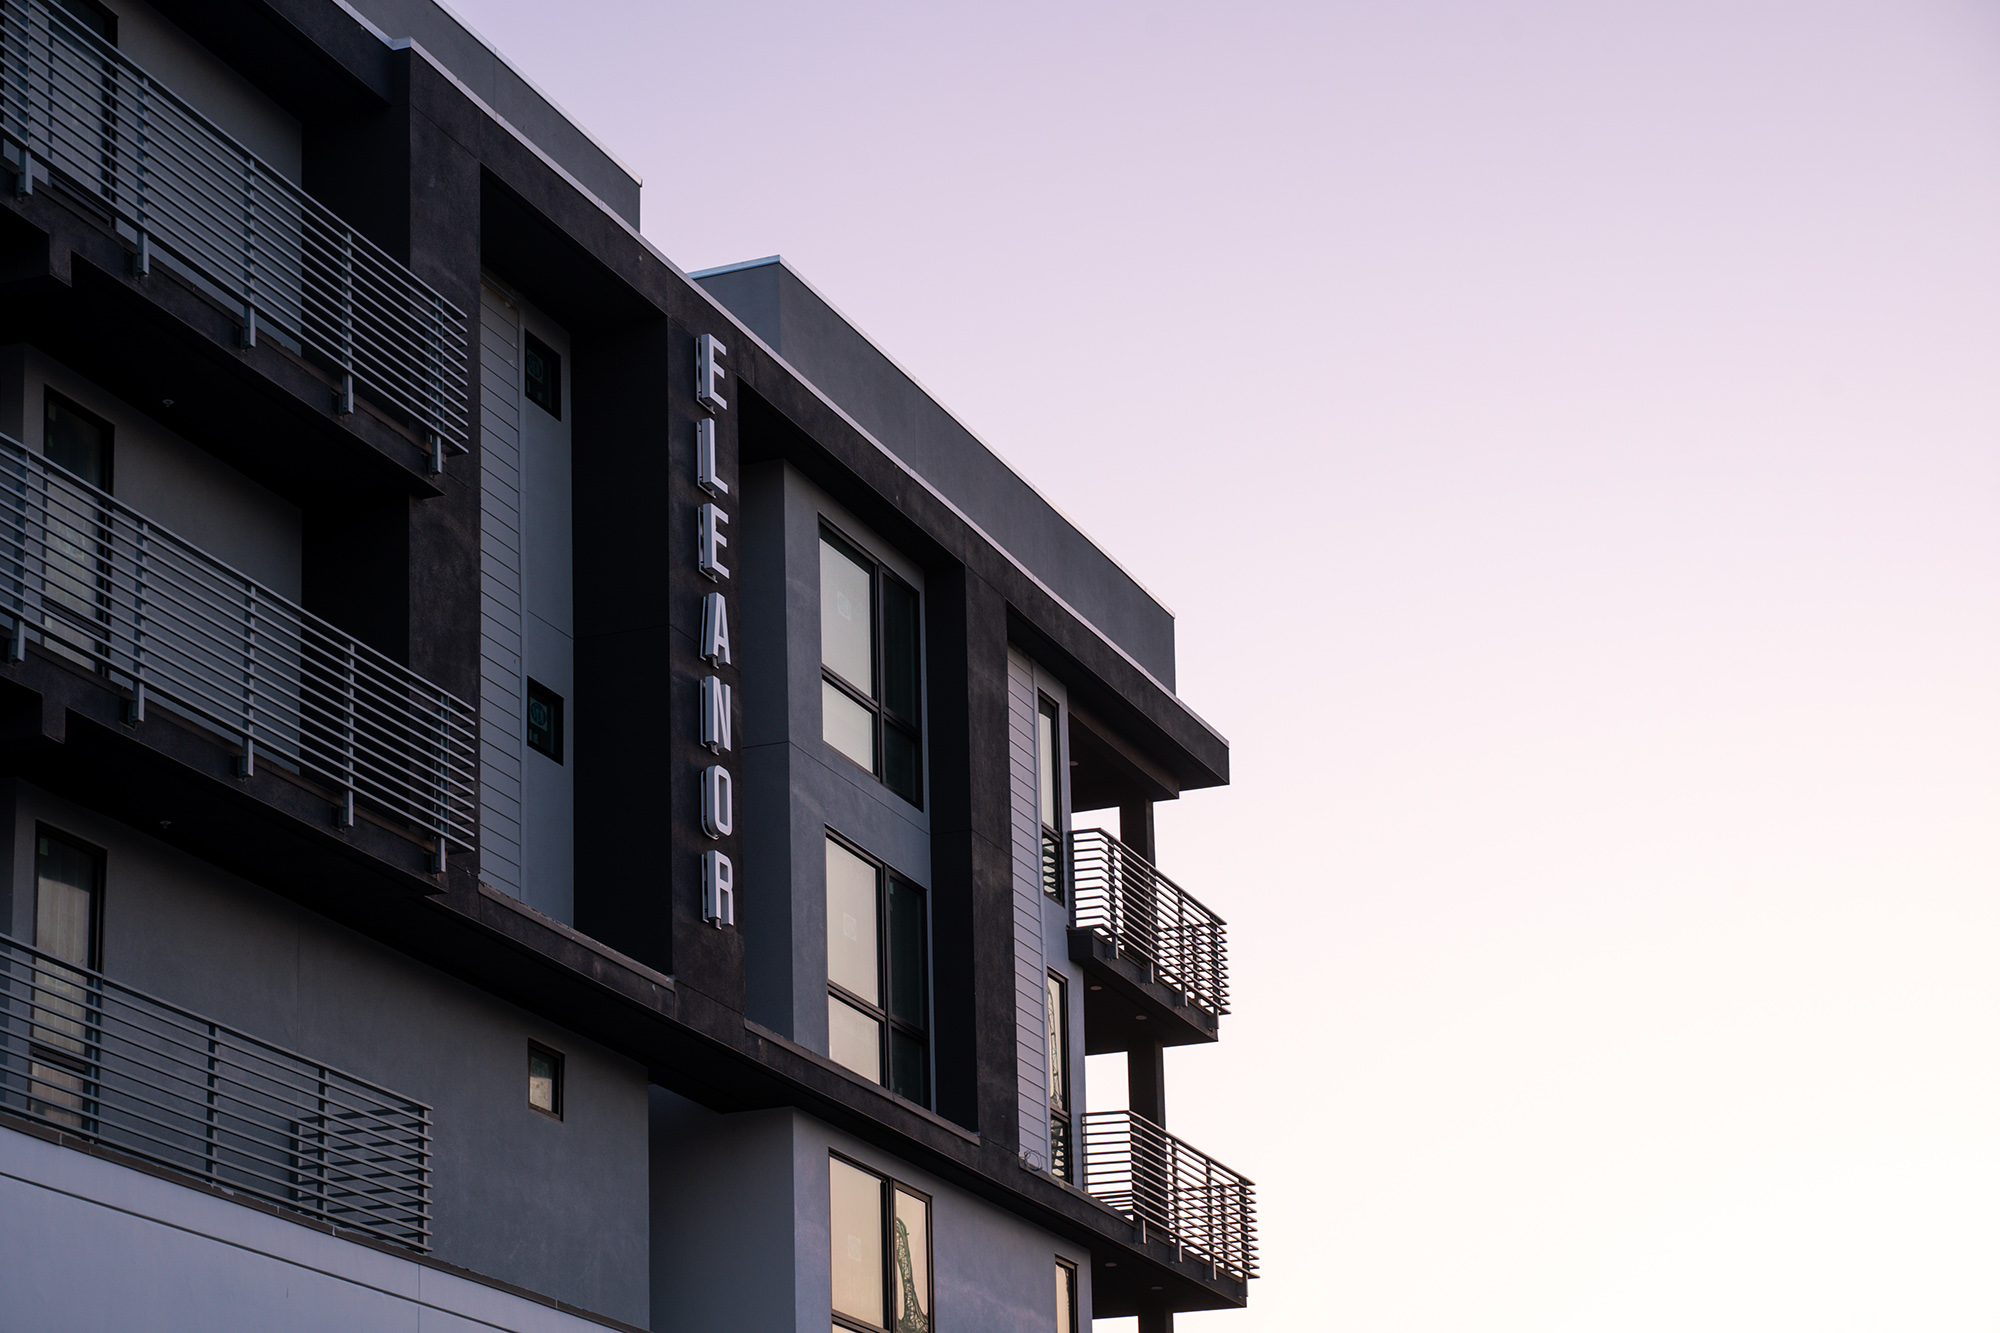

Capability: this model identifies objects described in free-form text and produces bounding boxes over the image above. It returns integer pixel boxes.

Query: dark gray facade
[0,0,1250,1328]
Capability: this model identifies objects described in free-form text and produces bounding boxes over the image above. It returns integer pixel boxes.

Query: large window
[830,1154,932,1333]
[1046,971,1071,1181]
[1037,697,1064,902]
[32,827,101,1127]
[820,530,922,806]
[826,837,929,1105]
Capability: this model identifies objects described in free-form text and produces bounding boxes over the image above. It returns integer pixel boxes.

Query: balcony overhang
[1070,926,1220,1052]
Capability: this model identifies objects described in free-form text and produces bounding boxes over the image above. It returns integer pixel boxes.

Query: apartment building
[0,1,1253,1328]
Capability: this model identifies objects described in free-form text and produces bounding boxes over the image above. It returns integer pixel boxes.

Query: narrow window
[44,392,110,490]
[523,332,562,419]
[820,530,923,806]
[1038,697,1064,902]
[826,837,929,1105]
[31,827,101,1127]
[1046,971,1071,1181]
[526,679,564,762]
[527,1043,563,1118]
[51,0,115,42]
[830,1156,933,1333]
[1055,1258,1079,1333]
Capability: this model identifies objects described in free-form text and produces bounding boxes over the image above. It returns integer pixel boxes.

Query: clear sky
[449,1,2000,1327]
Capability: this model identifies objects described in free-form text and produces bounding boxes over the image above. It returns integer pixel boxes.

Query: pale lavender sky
[450,1,2000,1327]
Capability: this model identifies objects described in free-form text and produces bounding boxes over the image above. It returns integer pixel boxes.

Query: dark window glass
[51,0,114,41]
[819,528,923,808]
[528,1043,563,1118]
[1038,698,1064,903]
[826,837,929,1107]
[35,828,100,969]
[523,332,562,420]
[44,393,109,490]
[526,679,563,762]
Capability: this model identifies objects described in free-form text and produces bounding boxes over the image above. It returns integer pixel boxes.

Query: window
[44,392,110,489]
[527,1043,563,1118]
[830,1155,932,1333]
[523,332,562,419]
[1037,697,1064,902]
[826,837,928,1105]
[1046,971,1071,1181]
[51,0,115,42]
[1055,1258,1079,1333]
[820,531,922,806]
[526,679,563,762]
[32,827,101,1127]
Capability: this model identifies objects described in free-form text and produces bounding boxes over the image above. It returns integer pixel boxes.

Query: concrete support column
[1119,799,1155,861]
[1128,1039,1166,1126]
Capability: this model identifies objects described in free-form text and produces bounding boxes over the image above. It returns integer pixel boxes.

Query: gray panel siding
[479,286,526,900]
[1,1126,633,1332]
[1008,648,1049,1169]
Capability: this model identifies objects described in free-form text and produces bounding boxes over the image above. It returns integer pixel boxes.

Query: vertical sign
[695,333,736,927]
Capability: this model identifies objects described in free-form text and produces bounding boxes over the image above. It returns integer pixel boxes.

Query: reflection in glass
[880,578,919,722]
[829,997,882,1083]
[826,840,879,1003]
[829,1158,884,1326]
[824,681,876,770]
[820,538,874,689]
[1056,1260,1078,1333]
[892,1189,931,1333]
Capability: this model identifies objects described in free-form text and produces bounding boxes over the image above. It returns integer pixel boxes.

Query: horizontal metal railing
[0,433,478,854]
[1070,829,1229,1018]
[1082,1109,1256,1281]
[0,932,431,1250]
[0,0,469,451]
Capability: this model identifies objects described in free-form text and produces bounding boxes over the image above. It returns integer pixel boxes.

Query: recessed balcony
[0,931,432,1250]
[1068,828,1229,1051]
[0,0,469,459]
[1082,1108,1257,1284]
[0,431,477,865]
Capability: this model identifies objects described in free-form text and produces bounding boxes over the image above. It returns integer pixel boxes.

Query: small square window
[526,679,563,763]
[528,1043,563,1118]
[523,332,561,419]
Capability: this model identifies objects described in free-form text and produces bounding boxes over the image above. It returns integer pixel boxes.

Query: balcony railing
[0,932,432,1250]
[1082,1109,1256,1281]
[0,0,470,451]
[0,433,478,858]
[1070,829,1229,1018]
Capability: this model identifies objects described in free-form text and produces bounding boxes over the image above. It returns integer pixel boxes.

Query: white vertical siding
[1008,647,1049,1169]
[478,285,525,900]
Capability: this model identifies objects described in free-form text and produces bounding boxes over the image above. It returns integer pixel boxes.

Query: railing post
[127,518,146,721]
[338,639,355,827]
[237,583,256,776]
[203,1025,219,1183]
[336,228,354,415]
[239,151,257,347]
[430,688,448,874]
[131,77,148,276]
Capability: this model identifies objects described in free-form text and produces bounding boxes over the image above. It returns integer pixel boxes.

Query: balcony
[1082,1109,1257,1283]
[0,931,432,1249]
[1069,828,1229,1050]
[0,432,477,862]
[0,0,470,455]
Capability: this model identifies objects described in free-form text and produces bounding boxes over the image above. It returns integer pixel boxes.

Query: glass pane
[880,578,919,724]
[823,681,876,771]
[35,832,96,967]
[44,397,107,489]
[820,538,874,691]
[829,1158,885,1325]
[886,878,925,1028]
[889,1027,927,1106]
[528,1049,558,1113]
[826,840,879,1004]
[1045,973,1067,1111]
[1056,1262,1077,1333]
[1037,702,1059,830]
[892,1189,930,1333]
[884,723,920,806]
[829,998,883,1084]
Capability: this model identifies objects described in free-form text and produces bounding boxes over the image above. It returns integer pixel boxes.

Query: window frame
[33,823,103,970]
[525,678,564,763]
[825,833,930,1107]
[1055,1257,1080,1333]
[522,330,562,420]
[1037,695,1066,903]
[43,389,113,492]
[829,1152,935,1333]
[527,1041,564,1120]
[818,525,924,808]
[1046,969,1071,1182]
